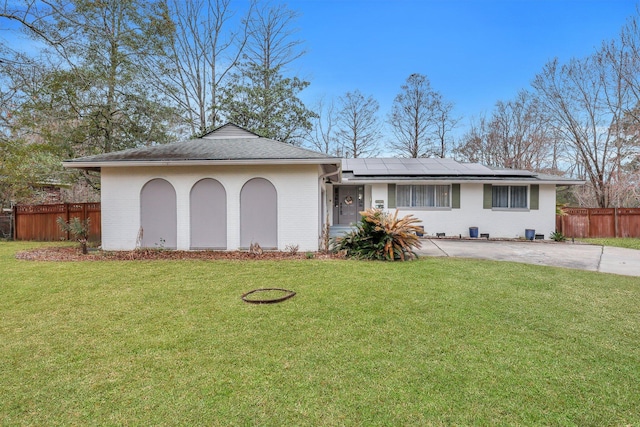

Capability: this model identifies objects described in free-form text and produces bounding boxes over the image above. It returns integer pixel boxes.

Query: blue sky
[2,0,638,139]
[288,0,638,133]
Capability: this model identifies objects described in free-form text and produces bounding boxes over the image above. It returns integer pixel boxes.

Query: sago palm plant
[333,209,423,261]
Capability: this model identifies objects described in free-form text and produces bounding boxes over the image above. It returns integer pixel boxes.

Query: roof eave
[547,180,586,186]
[63,158,342,170]
[340,176,586,185]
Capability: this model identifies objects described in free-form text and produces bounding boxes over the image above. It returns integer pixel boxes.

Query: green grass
[1,242,640,426]
[577,237,640,250]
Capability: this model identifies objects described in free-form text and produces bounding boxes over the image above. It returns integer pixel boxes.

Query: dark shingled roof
[64,123,338,165]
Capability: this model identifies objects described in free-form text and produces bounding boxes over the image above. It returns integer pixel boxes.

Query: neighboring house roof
[341,158,584,185]
[63,123,341,173]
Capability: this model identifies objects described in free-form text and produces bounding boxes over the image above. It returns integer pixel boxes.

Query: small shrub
[154,237,167,250]
[249,242,263,256]
[333,209,423,261]
[319,213,330,253]
[57,216,91,254]
[550,231,566,242]
[285,244,299,255]
[305,252,315,259]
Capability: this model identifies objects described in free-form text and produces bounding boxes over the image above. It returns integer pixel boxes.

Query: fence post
[12,205,16,240]
[65,203,70,241]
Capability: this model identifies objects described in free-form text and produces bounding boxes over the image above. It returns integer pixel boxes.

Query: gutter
[340,176,585,186]
[63,158,342,170]
[318,167,342,184]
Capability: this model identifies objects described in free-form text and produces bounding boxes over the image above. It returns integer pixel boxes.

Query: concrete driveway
[417,239,640,277]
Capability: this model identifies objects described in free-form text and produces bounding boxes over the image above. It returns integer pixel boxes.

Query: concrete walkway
[417,239,640,277]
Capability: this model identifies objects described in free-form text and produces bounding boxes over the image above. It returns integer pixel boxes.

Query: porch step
[329,225,356,239]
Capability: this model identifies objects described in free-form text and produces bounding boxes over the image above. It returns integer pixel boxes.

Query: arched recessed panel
[240,178,277,249]
[190,178,227,249]
[140,178,177,249]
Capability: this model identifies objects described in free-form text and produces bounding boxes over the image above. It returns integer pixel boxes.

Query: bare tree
[306,96,339,155]
[455,115,490,164]
[602,15,640,207]
[456,91,557,171]
[608,163,640,207]
[0,0,66,63]
[432,92,460,158]
[492,91,558,170]
[532,55,631,207]
[244,2,305,74]
[336,90,382,158]
[388,73,436,158]
[613,11,640,124]
[157,0,253,136]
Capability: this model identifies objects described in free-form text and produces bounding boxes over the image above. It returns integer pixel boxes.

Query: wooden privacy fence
[556,208,640,238]
[14,203,101,242]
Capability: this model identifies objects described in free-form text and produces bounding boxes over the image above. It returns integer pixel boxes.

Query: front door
[335,186,363,225]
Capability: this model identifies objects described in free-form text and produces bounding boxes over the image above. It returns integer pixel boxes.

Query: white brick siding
[101,164,321,251]
[346,182,557,239]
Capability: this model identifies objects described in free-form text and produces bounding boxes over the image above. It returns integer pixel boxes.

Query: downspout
[318,170,339,183]
[318,169,340,249]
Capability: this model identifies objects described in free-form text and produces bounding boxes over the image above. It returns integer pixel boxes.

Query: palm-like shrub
[57,216,91,254]
[333,209,423,261]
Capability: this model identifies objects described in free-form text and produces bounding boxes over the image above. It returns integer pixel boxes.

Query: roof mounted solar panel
[342,157,539,178]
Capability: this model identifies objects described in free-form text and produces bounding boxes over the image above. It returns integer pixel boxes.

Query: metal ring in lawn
[241,288,296,304]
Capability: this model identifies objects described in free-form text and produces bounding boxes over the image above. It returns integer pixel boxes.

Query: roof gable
[201,123,260,139]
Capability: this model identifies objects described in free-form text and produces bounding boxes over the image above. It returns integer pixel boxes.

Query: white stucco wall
[361,182,557,239]
[100,164,321,251]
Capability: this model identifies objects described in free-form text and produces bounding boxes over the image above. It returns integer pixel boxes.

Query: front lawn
[577,237,640,250]
[1,242,639,425]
